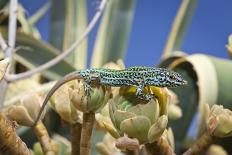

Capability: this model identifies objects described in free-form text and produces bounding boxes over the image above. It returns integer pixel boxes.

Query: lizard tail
[33,71,83,127]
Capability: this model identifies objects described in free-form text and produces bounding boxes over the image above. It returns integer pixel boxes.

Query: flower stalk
[71,122,82,155]
[182,132,214,155]
[0,113,31,155]
[80,112,95,155]
[145,137,173,155]
[33,121,55,155]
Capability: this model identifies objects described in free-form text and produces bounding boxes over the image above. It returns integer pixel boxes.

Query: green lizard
[34,66,187,125]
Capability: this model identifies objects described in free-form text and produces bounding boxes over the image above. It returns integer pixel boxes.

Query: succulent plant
[96,133,121,155]
[49,82,82,124]
[205,104,232,138]
[206,144,228,155]
[166,90,182,120]
[108,86,169,144]
[7,93,44,126]
[70,80,111,113]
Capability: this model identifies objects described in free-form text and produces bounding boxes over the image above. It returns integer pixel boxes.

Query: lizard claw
[84,83,92,96]
[145,94,154,100]
[136,93,154,101]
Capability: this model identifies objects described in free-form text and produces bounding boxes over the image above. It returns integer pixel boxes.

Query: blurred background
[19,0,232,66]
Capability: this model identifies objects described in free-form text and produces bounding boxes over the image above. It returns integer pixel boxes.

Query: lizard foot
[136,93,154,101]
[145,94,154,100]
[83,83,93,96]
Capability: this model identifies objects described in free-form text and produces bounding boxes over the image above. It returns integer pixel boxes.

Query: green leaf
[0,0,8,10]
[162,0,197,59]
[28,2,51,26]
[1,28,75,80]
[159,54,232,152]
[91,0,136,67]
[49,0,87,69]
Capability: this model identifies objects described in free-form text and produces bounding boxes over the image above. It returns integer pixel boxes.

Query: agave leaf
[226,34,232,59]
[162,0,197,59]
[91,0,136,67]
[1,28,75,80]
[0,0,8,10]
[28,2,51,26]
[5,81,55,105]
[49,0,87,69]
[0,4,41,39]
[160,54,232,152]
[158,54,198,152]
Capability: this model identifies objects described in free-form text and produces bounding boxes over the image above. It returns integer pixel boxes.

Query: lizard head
[155,69,187,87]
[164,70,187,87]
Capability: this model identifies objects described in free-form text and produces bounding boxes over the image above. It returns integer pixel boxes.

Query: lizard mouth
[174,79,187,87]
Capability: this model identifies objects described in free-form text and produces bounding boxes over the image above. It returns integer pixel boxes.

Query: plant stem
[71,122,82,155]
[125,149,139,155]
[33,121,55,155]
[183,132,214,155]
[0,33,8,51]
[80,112,95,155]
[145,137,174,155]
[0,0,18,106]
[0,113,31,155]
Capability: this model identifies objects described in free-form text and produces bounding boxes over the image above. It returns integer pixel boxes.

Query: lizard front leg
[135,79,154,100]
[83,72,100,96]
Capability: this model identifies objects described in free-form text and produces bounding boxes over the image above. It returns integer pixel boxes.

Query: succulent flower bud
[49,83,82,124]
[206,144,228,155]
[71,80,111,113]
[96,133,120,155]
[148,115,168,143]
[205,104,232,138]
[109,86,169,144]
[7,93,44,126]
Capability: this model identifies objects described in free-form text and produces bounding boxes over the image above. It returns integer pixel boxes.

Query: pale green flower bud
[109,86,169,144]
[148,115,168,143]
[70,80,111,113]
[166,89,182,120]
[96,133,120,155]
[205,104,232,138]
[206,144,228,155]
[7,93,44,126]
[115,134,140,151]
[162,128,175,151]
[168,104,182,120]
[49,83,82,124]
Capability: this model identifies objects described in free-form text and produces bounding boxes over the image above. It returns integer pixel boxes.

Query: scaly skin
[34,67,187,125]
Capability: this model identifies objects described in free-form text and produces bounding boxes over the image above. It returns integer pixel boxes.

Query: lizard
[33,66,187,125]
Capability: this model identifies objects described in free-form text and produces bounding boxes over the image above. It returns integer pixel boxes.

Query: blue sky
[19,0,232,67]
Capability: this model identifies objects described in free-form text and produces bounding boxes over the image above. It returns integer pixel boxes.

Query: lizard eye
[170,75,175,80]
